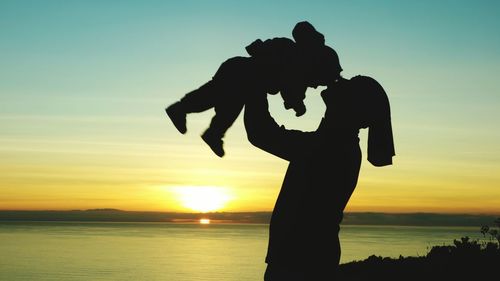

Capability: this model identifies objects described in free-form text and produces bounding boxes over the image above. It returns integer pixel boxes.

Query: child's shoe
[165,102,187,134]
[201,130,225,157]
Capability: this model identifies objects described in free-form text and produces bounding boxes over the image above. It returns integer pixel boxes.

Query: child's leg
[167,56,251,156]
[201,97,245,157]
[166,56,247,134]
[166,81,218,134]
[179,81,218,113]
[207,100,245,138]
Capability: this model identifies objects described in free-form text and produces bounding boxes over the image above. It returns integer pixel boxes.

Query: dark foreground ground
[338,237,500,281]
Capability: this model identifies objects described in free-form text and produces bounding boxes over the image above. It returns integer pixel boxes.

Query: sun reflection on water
[199,218,211,224]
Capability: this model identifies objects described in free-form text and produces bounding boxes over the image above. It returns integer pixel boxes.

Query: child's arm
[280,84,307,117]
[244,93,315,161]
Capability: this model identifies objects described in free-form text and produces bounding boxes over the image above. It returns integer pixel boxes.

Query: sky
[1,0,499,214]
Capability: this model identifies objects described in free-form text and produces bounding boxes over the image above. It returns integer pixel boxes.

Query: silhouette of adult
[244,75,395,280]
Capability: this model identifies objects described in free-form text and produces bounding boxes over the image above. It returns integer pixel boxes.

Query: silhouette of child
[166,22,342,157]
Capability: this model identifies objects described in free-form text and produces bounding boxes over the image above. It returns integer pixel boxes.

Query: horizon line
[1,209,499,216]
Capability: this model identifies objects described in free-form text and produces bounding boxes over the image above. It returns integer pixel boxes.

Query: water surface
[0,222,483,281]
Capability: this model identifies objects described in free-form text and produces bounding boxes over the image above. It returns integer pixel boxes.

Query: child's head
[307,46,343,87]
[291,22,342,87]
[292,21,325,48]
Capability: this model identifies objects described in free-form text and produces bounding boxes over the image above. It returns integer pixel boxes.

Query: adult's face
[321,80,369,130]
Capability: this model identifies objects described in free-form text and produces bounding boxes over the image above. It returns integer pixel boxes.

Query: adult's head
[321,76,395,166]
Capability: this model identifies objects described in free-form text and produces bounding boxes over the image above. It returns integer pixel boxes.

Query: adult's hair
[321,76,395,166]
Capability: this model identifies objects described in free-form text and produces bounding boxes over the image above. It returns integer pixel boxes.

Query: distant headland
[0,209,498,226]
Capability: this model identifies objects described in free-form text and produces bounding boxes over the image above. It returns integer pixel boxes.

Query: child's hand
[293,102,306,117]
[284,100,306,117]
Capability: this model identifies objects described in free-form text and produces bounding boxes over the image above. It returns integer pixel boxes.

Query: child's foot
[165,103,187,134]
[201,130,225,157]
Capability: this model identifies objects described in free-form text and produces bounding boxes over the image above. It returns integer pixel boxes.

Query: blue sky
[1,0,499,212]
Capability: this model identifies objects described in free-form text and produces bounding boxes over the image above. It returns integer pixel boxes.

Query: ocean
[0,222,484,281]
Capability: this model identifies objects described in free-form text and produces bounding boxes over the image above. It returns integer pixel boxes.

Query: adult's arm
[244,94,315,161]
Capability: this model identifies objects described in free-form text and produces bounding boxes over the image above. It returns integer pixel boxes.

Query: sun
[172,186,232,213]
